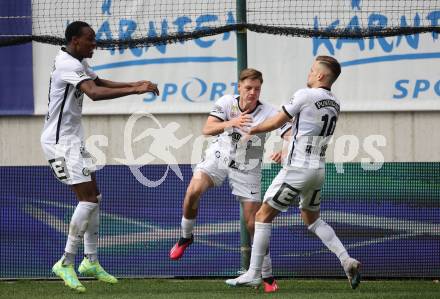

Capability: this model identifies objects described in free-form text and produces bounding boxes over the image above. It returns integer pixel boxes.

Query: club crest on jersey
[230,104,239,118]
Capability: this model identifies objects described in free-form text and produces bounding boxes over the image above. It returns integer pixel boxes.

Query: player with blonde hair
[226,56,361,290]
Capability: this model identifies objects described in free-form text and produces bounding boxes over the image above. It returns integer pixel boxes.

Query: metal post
[239,202,251,272]
[236,0,248,76]
[236,0,250,272]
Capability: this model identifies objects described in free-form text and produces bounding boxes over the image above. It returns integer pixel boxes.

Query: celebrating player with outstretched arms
[41,21,158,293]
[226,56,362,291]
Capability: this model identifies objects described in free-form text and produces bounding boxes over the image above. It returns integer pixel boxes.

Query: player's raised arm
[79,79,158,101]
[95,78,159,95]
[249,110,290,135]
[202,112,252,136]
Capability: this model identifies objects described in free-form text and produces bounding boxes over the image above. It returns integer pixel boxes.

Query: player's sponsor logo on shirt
[75,71,87,78]
[228,159,238,169]
[315,99,340,113]
[211,104,223,114]
[74,88,84,99]
[253,107,262,117]
[230,131,242,143]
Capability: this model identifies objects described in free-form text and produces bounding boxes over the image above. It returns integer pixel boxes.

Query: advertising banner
[251,1,440,111]
[1,163,439,278]
[0,0,33,115]
[31,0,440,114]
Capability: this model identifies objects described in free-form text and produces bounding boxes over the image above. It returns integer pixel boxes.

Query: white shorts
[264,166,325,212]
[41,140,94,185]
[194,152,261,202]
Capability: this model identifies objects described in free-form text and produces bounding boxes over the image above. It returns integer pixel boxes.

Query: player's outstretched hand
[134,81,159,95]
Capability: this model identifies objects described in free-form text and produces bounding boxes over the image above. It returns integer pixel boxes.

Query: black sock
[263,277,275,284]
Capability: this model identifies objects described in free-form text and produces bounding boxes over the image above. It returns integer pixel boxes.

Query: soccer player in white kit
[40,21,159,292]
[169,68,291,293]
[226,56,361,290]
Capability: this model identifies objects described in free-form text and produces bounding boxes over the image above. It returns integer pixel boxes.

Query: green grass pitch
[1,279,439,299]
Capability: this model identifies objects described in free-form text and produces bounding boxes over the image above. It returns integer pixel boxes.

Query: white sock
[64,201,98,257]
[84,195,101,262]
[181,217,195,238]
[261,253,273,279]
[308,218,349,263]
[247,222,271,278]
[62,253,75,266]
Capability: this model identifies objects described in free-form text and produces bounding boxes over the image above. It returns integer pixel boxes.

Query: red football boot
[169,235,193,260]
[263,277,279,293]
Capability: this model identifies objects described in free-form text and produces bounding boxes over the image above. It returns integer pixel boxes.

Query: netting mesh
[246,0,440,38]
[1,0,439,48]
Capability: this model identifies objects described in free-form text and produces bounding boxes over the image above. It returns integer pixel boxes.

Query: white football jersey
[208,94,290,173]
[41,48,97,144]
[282,87,340,169]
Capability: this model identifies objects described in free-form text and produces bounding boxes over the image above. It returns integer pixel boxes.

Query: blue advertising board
[0,0,33,115]
[0,163,439,278]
